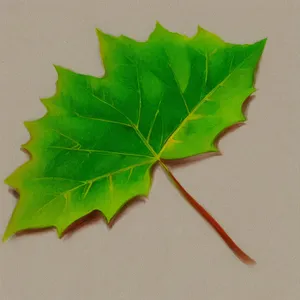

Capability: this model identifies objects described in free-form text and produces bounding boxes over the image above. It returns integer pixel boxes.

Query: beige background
[1,0,299,299]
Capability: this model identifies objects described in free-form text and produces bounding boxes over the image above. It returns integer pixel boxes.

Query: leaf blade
[3,23,267,240]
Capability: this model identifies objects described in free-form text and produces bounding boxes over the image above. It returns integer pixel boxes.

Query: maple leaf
[3,23,266,264]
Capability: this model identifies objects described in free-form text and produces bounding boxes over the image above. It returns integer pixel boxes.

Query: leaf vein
[47,146,153,158]
[74,112,132,127]
[163,48,190,113]
[135,64,142,127]
[34,160,154,215]
[158,47,261,156]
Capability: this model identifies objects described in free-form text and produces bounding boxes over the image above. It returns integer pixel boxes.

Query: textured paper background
[1,0,299,299]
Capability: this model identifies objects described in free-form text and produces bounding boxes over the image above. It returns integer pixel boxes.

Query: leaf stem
[160,162,256,266]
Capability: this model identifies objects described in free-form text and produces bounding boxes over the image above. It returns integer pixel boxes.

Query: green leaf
[3,23,266,244]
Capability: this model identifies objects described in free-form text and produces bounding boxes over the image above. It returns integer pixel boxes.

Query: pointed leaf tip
[197,25,203,32]
[149,22,172,40]
[155,21,162,28]
[2,224,14,242]
[95,28,103,37]
[153,21,168,33]
[261,37,268,47]
[53,64,67,77]
[251,37,268,51]
[53,64,61,71]
[56,227,64,239]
